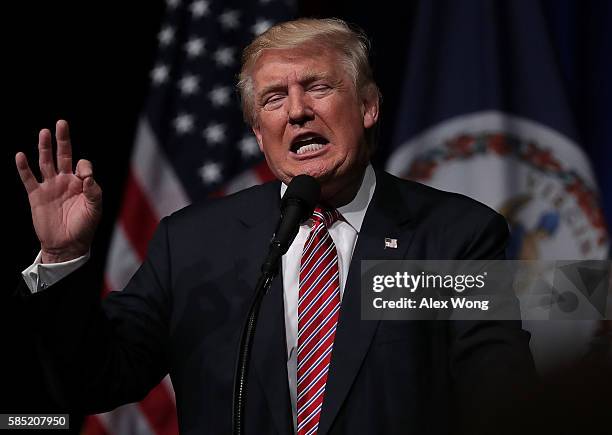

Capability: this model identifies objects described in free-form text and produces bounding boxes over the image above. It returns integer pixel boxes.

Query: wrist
[41,247,88,264]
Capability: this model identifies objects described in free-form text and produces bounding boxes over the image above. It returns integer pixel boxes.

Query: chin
[292,164,333,182]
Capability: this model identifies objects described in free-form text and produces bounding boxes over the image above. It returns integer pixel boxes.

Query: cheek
[261,115,287,138]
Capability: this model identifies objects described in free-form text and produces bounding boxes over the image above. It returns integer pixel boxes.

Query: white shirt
[21,164,377,430]
[22,250,90,292]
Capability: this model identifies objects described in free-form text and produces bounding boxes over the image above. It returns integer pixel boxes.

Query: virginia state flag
[386,0,610,371]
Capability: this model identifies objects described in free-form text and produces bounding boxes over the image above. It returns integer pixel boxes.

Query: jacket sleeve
[15,217,173,414]
[447,212,537,434]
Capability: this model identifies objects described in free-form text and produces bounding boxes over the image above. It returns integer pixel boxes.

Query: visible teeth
[297,143,325,155]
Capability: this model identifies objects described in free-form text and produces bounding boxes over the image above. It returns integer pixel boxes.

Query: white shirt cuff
[21,251,90,293]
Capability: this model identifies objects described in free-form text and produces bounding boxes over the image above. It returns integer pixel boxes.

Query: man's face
[250,44,379,203]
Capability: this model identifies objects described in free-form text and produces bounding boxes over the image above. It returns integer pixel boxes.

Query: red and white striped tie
[297,207,342,435]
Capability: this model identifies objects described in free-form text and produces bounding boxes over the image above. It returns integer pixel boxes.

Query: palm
[16,120,102,262]
[29,173,98,253]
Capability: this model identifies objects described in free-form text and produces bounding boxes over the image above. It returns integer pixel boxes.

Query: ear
[251,123,264,152]
[362,84,380,129]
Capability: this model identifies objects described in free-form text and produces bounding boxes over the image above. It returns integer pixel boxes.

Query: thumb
[82,176,102,207]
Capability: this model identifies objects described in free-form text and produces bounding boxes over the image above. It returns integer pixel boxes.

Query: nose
[287,86,314,126]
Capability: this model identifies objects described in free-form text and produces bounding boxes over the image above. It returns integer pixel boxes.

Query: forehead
[251,45,347,89]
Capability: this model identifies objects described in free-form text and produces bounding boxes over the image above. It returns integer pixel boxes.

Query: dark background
[3,0,420,417]
[3,0,610,433]
[6,0,422,281]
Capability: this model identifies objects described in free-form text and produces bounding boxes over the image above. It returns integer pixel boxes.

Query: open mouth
[290,134,330,155]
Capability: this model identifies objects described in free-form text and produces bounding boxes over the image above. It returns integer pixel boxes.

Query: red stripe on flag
[101,278,112,299]
[138,382,179,435]
[209,189,225,198]
[119,171,159,260]
[81,415,109,435]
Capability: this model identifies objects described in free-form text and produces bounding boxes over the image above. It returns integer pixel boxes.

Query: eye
[263,94,285,110]
[309,84,330,92]
[307,84,332,98]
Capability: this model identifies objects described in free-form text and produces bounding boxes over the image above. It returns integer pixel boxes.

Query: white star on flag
[219,10,240,30]
[213,47,235,67]
[203,123,226,144]
[178,74,200,95]
[190,0,210,18]
[252,19,272,35]
[199,161,222,184]
[184,37,205,58]
[158,26,175,46]
[173,113,195,134]
[150,64,170,85]
[239,136,260,158]
[209,86,231,107]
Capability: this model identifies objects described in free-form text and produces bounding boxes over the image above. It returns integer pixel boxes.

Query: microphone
[261,174,320,275]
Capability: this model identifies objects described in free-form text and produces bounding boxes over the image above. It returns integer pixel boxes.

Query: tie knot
[312,207,341,227]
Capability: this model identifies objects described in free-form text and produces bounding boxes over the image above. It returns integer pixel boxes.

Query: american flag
[83,0,293,434]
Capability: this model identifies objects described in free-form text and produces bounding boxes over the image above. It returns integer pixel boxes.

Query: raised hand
[15,120,102,264]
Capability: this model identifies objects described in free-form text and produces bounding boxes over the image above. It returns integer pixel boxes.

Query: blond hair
[237,18,380,129]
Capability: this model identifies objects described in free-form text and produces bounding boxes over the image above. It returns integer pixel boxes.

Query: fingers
[76,159,102,207]
[38,128,57,180]
[15,152,39,194]
[55,120,73,174]
[75,159,93,179]
[83,174,103,207]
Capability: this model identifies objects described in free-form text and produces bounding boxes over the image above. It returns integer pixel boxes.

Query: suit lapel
[317,170,415,435]
[235,182,294,435]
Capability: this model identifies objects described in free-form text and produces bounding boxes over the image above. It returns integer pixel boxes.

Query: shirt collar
[280,164,376,233]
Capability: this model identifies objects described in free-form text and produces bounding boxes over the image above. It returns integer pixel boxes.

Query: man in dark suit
[15,18,534,435]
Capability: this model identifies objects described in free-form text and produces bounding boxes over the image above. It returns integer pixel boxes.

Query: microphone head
[281,174,320,220]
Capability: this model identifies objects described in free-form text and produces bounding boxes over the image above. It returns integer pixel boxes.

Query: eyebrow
[256,71,331,102]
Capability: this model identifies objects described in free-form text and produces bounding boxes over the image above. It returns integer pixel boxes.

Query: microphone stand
[232,242,284,435]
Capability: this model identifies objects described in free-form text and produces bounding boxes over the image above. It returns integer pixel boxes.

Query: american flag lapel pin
[384,238,398,249]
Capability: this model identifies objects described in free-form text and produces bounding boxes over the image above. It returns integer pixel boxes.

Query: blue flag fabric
[388,0,609,261]
[539,0,612,244]
[386,0,610,371]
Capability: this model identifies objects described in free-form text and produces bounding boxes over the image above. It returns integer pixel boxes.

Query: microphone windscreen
[282,174,320,218]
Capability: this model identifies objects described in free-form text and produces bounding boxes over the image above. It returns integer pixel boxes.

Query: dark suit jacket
[17,169,535,434]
